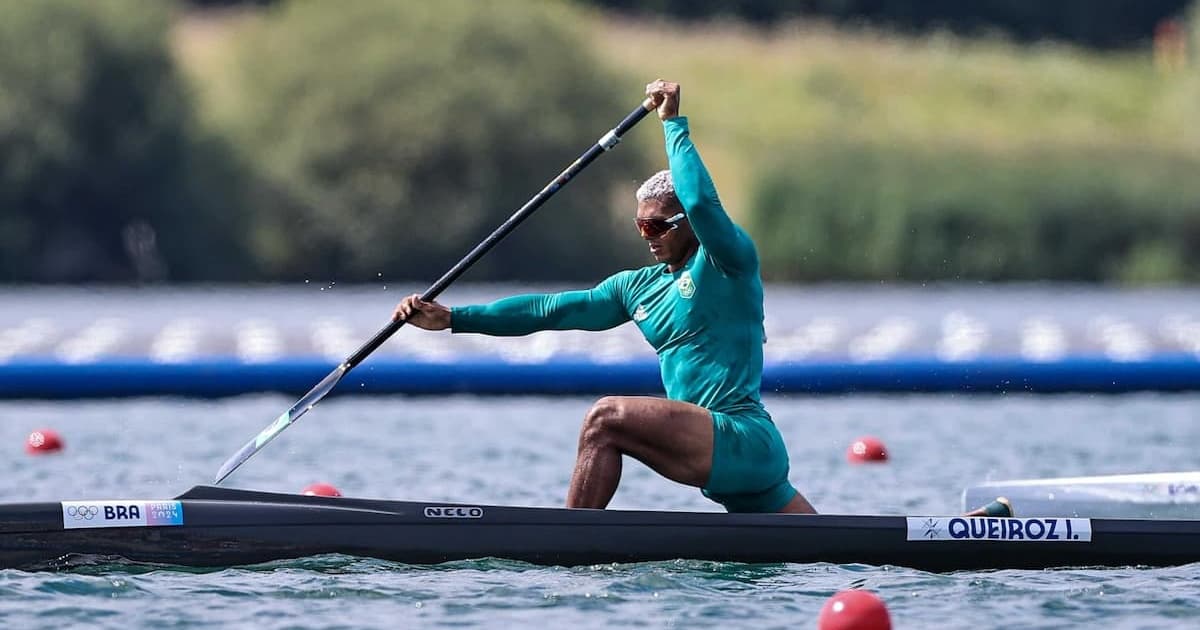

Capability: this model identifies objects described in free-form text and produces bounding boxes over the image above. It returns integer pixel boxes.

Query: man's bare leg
[566,425,625,509]
[567,396,714,509]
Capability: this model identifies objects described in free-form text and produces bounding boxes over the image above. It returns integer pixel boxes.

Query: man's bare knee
[580,396,628,448]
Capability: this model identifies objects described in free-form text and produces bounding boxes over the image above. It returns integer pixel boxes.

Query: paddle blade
[213,364,348,483]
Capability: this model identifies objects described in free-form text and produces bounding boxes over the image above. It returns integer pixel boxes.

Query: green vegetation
[579,0,1195,49]
[593,19,1200,282]
[198,0,647,282]
[2,2,1197,283]
[0,0,249,282]
[753,141,1200,282]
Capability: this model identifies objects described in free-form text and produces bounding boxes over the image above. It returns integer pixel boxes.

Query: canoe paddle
[213,98,655,484]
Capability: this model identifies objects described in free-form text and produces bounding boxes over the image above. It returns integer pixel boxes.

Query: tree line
[0,0,646,283]
[579,0,1195,49]
[1,0,1196,284]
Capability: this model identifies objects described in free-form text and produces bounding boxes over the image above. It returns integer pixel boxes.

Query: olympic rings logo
[66,505,99,520]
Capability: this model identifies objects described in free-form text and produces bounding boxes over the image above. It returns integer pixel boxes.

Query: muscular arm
[664,117,757,275]
[451,275,629,336]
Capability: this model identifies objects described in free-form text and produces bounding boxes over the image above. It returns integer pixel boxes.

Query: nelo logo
[423,506,483,519]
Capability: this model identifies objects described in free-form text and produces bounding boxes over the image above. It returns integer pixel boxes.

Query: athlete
[394,79,816,514]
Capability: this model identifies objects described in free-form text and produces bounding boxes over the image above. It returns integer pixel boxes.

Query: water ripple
[3,395,1200,628]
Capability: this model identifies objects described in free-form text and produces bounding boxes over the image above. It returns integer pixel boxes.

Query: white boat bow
[963,471,1200,519]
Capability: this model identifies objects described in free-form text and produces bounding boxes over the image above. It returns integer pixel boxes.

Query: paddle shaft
[345,100,654,369]
[213,99,654,484]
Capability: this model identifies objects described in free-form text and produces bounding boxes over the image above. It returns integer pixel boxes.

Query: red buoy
[302,482,342,497]
[818,589,892,630]
[846,436,888,463]
[25,429,64,455]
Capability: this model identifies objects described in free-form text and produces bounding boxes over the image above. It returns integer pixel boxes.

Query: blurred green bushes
[579,0,1194,49]
[0,0,647,284]
[0,0,250,282]
[751,139,1200,282]
[599,17,1200,284]
[215,0,647,282]
[2,0,1198,284]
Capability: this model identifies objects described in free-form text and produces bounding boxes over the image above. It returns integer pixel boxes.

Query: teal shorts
[702,411,798,513]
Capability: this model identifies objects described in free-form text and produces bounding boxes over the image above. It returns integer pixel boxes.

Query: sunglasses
[634,212,687,239]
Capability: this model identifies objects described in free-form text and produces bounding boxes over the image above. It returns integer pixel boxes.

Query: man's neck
[666,243,700,273]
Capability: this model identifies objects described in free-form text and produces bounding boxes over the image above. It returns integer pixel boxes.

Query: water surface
[1,393,1198,628]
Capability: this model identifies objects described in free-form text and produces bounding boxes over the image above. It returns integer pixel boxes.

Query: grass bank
[591,16,1200,217]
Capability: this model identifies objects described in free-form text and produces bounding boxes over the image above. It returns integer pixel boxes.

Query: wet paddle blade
[213,365,348,484]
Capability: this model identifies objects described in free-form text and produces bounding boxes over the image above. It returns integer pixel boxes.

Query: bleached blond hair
[635,170,679,207]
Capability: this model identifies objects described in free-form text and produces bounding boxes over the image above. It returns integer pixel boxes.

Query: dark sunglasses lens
[636,219,671,238]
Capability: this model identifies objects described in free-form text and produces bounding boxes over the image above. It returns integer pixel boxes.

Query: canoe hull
[3,486,1199,571]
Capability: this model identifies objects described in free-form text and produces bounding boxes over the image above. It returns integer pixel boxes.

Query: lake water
[1,392,1198,628]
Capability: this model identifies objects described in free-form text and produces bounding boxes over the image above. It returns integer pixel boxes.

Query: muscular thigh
[596,396,714,488]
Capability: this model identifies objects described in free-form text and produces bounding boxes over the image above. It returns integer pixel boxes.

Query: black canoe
[2,485,1199,571]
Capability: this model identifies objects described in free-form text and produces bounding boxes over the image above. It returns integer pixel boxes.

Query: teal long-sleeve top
[452,117,767,417]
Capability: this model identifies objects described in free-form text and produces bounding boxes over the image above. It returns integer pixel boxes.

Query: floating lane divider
[1,353,1198,399]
